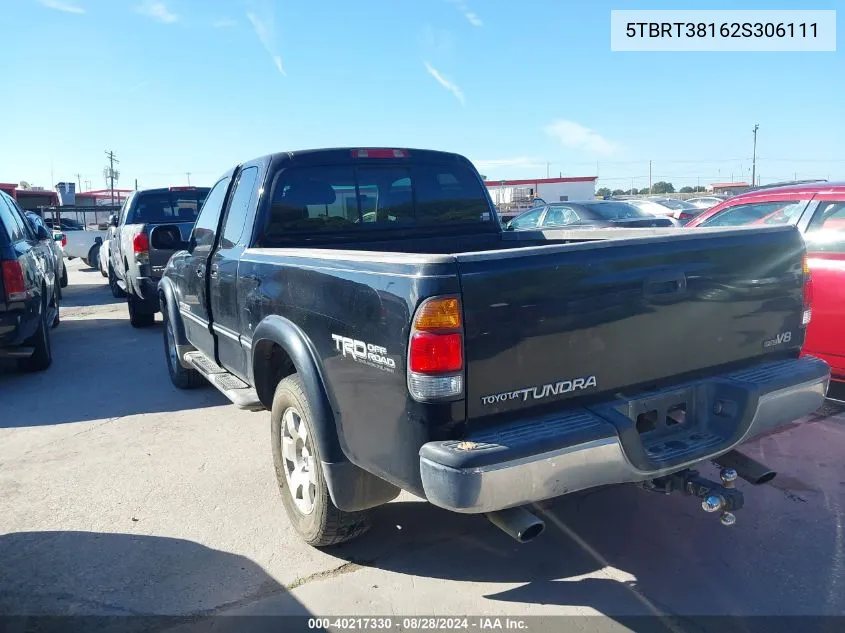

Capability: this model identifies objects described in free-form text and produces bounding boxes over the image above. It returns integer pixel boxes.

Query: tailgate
[457,226,807,420]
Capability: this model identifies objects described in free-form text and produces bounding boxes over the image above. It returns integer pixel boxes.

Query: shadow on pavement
[0,531,309,630]
[0,316,228,427]
[330,440,845,622]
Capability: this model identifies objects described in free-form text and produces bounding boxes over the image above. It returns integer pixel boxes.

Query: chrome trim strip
[179,309,208,327]
[212,322,240,341]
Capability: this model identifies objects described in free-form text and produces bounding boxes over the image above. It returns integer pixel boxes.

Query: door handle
[196,267,205,279]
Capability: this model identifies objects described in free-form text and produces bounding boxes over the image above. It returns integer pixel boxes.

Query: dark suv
[0,191,61,372]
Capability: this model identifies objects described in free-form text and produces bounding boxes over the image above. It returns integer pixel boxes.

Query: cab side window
[805,201,845,254]
[221,167,260,248]
[192,177,231,250]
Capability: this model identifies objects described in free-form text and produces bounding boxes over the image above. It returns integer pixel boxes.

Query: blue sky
[1,0,843,192]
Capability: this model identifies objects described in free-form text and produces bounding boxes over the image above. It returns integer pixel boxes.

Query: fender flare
[251,315,400,511]
[158,277,195,366]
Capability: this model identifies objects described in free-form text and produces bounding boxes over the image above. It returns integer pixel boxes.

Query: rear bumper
[419,356,830,513]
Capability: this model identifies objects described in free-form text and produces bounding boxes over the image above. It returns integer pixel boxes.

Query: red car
[688,182,845,385]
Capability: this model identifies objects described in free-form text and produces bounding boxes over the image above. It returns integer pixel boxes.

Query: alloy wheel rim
[280,406,317,515]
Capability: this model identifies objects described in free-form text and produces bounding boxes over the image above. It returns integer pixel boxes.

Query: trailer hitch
[640,468,742,526]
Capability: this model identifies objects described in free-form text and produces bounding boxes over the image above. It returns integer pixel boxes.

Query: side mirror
[35,225,51,240]
[109,214,119,227]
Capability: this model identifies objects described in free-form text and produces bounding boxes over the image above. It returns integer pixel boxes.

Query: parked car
[687,182,845,386]
[0,191,60,371]
[686,196,726,210]
[25,212,67,289]
[506,200,677,230]
[97,229,111,278]
[108,186,210,326]
[157,147,828,548]
[627,197,703,224]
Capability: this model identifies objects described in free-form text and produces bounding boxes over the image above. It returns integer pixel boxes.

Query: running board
[183,351,265,411]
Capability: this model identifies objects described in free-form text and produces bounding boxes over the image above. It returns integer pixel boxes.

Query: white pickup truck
[45,217,107,267]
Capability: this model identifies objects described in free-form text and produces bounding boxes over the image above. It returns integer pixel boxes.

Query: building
[709,182,751,195]
[0,183,58,210]
[486,176,597,213]
[75,189,132,207]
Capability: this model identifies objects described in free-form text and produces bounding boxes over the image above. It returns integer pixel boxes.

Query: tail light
[351,149,409,159]
[802,254,813,326]
[61,234,67,248]
[678,212,694,223]
[2,260,30,302]
[133,232,150,263]
[407,296,464,401]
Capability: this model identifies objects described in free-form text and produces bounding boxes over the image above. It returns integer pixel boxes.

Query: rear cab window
[126,188,211,224]
[805,200,845,254]
[260,156,494,245]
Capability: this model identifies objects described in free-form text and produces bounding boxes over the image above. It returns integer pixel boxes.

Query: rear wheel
[51,283,60,329]
[271,374,370,547]
[109,264,127,298]
[60,263,68,288]
[128,293,155,328]
[18,294,52,372]
[86,245,99,270]
[163,310,203,389]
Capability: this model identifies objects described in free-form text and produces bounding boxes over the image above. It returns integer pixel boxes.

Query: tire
[87,245,100,270]
[17,294,52,372]
[51,283,60,329]
[163,311,204,389]
[271,374,370,547]
[109,264,127,298]
[60,263,68,288]
[100,257,108,277]
[128,293,155,328]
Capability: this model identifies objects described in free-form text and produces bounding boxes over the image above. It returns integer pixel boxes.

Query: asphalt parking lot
[2,259,845,630]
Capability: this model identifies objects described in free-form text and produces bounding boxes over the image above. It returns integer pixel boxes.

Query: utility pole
[135,178,139,191]
[75,173,82,192]
[104,150,120,208]
[648,160,652,194]
[751,124,759,189]
[545,163,549,179]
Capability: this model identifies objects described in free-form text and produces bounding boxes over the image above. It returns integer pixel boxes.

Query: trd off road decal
[331,334,396,373]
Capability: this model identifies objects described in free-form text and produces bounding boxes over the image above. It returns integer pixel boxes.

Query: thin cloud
[247,12,285,75]
[212,18,237,28]
[423,61,465,105]
[544,120,619,156]
[37,0,85,14]
[446,0,482,27]
[135,1,177,24]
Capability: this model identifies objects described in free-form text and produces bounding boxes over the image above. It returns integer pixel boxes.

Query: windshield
[580,201,651,220]
[127,189,210,224]
[262,161,492,242]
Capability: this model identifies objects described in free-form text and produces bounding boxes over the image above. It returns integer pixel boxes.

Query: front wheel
[109,264,127,298]
[86,245,100,270]
[271,375,370,547]
[163,311,204,389]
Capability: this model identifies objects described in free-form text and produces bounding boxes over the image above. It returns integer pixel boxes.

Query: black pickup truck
[158,147,829,546]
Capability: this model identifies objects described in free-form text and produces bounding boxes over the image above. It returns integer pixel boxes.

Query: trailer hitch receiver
[641,467,744,526]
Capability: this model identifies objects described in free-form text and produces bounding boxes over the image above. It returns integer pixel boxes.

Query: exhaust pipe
[485,506,545,543]
[715,450,777,485]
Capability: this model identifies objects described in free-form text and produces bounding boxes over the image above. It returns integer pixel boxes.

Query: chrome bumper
[419,357,830,513]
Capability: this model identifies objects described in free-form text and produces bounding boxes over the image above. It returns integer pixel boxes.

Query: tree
[679,186,694,193]
[650,181,675,194]
[626,188,638,195]
[611,189,625,196]
[480,174,488,181]
[639,188,651,195]
[694,185,707,192]
[596,187,612,198]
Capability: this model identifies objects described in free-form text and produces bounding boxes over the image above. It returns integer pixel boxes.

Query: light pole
[751,124,759,187]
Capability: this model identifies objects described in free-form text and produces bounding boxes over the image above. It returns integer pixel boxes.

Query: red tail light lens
[351,149,409,159]
[409,332,463,374]
[61,235,67,248]
[133,232,150,254]
[2,260,29,302]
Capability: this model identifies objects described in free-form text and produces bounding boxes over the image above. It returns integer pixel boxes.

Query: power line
[104,150,120,208]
